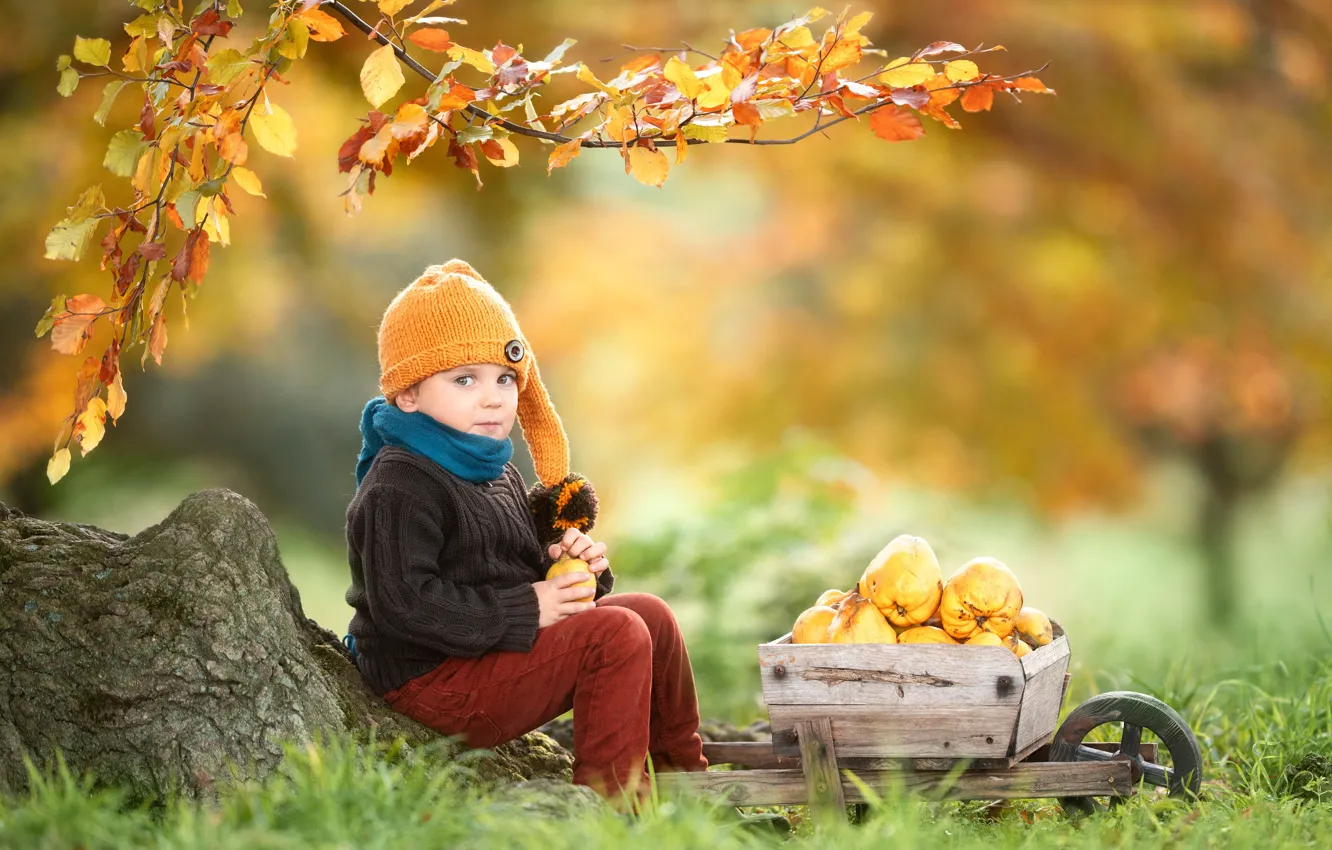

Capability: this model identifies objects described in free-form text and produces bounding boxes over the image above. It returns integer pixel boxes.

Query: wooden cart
[660,622,1203,823]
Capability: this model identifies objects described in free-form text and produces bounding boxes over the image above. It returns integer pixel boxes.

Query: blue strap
[342,633,358,660]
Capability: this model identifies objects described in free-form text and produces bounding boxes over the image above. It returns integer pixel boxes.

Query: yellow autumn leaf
[577,63,620,97]
[628,146,669,187]
[843,11,874,37]
[249,100,297,157]
[447,44,495,75]
[879,58,935,88]
[107,370,127,421]
[944,59,980,82]
[779,26,815,50]
[663,56,703,100]
[378,0,413,15]
[682,124,728,143]
[231,166,265,196]
[74,36,112,67]
[391,103,428,138]
[197,197,230,245]
[484,137,519,167]
[358,125,394,165]
[47,447,71,484]
[361,44,405,108]
[605,106,632,142]
[77,397,108,455]
[675,131,688,165]
[696,71,733,110]
[123,36,148,74]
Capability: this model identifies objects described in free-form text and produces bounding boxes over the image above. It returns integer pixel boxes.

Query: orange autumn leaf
[921,101,962,128]
[734,27,772,52]
[296,8,345,42]
[547,137,582,173]
[1009,76,1054,93]
[820,39,862,74]
[961,83,996,112]
[732,101,762,128]
[149,311,167,365]
[869,105,924,142]
[621,53,662,75]
[925,75,961,107]
[50,294,106,355]
[188,229,210,284]
[409,28,453,52]
[435,82,476,111]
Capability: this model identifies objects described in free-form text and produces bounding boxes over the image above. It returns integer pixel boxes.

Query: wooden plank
[696,735,1162,774]
[657,761,1133,806]
[1023,741,1158,763]
[769,703,1017,759]
[1018,621,1069,680]
[759,641,1026,708]
[908,731,1052,771]
[796,718,846,826]
[1011,636,1070,754]
[701,742,797,770]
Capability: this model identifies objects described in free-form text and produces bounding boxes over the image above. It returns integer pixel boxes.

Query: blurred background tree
[1,0,1329,671]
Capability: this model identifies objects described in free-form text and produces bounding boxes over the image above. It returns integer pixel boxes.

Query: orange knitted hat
[377,259,570,489]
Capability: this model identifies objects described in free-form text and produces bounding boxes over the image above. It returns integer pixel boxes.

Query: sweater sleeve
[593,565,615,601]
[355,484,540,657]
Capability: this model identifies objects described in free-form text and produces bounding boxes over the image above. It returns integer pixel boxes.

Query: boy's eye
[454,375,474,386]
[499,374,516,385]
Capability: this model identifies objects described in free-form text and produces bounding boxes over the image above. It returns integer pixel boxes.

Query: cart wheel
[1049,691,1203,815]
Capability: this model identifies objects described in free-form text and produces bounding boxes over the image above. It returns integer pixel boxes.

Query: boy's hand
[549,528,609,576]
[533,571,597,628]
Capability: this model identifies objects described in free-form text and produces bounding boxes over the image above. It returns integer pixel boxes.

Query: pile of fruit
[790,534,1055,657]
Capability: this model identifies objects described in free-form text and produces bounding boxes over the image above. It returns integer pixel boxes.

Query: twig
[605,42,719,62]
[80,69,191,89]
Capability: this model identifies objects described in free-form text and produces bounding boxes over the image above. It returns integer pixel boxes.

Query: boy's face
[394,362,519,439]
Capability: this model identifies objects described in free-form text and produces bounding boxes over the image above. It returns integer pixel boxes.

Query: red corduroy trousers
[384,592,707,803]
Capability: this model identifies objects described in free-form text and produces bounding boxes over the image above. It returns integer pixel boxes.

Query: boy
[344,259,707,806]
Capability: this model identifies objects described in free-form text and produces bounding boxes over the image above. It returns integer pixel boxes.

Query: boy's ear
[395,384,419,412]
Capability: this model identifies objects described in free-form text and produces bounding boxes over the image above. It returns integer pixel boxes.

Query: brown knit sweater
[345,446,614,695]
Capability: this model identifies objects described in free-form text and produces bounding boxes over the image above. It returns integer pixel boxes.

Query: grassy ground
[2,646,1329,849]
[8,452,1330,847]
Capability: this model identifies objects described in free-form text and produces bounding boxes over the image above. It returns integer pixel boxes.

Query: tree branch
[321,0,1045,150]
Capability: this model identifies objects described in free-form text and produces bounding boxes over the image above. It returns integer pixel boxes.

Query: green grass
[2,649,1329,849]
[8,447,1329,847]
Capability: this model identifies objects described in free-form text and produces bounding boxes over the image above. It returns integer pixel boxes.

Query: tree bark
[0,489,572,801]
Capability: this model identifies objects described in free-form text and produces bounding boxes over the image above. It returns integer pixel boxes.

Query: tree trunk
[1197,481,1238,627]
[0,489,572,802]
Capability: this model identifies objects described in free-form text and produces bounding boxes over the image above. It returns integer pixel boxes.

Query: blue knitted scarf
[355,396,513,486]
